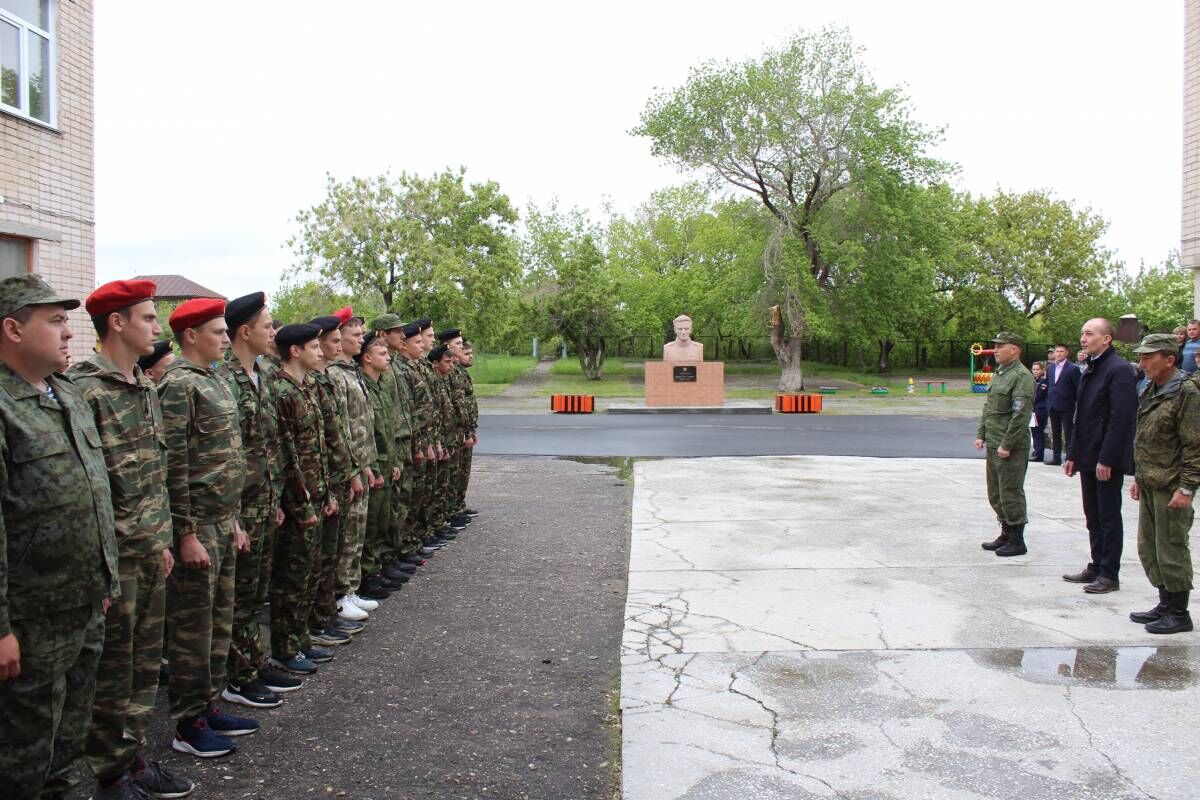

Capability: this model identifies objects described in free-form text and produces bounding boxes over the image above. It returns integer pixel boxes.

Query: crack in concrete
[868,606,892,650]
[1063,685,1159,800]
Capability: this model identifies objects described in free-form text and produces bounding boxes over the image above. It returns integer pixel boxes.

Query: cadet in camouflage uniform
[357,332,403,597]
[160,298,257,758]
[72,281,193,798]
[399,321,441,549]
[218,293,293,709]
[438,329,477,524]
[0,276,119,799]
[975,332,1035,558]
[428,344,461,533]
[327,311,379,617]
[380,318,421,565]
[270,324,336,674]
[454,338,480,518]
[1129,333,1199,634]
[307,316,355,648]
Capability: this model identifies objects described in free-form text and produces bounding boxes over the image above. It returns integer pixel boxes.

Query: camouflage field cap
[370,313,403,332]
[1133,333,1182,355]
[989,331,1024,347]
[0,274,80,319]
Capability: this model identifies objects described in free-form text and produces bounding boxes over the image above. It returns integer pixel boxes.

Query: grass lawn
[468,354,537,398]
[549,358,627,376]
[542,373,639,397]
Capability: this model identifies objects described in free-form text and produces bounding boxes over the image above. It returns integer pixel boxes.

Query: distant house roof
[132,275,225,301]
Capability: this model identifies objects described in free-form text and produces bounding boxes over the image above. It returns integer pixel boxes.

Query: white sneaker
[337,598,368,621]
[347,592,379,612]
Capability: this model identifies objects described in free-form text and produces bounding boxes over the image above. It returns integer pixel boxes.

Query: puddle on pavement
[556,455,646,481]
[971,646,1199,690]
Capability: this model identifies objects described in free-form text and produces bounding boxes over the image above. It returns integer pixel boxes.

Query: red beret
[169,297,227,334]
[333,306,353,327]
[85,280,157,318]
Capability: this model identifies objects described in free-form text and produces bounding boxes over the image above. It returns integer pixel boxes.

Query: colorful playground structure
[969,342,994,393]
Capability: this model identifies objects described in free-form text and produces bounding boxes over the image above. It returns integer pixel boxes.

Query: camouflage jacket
[328,360,377,478]
[1134,369,1200,491]
[458,365,478,434]
[431,369,459,444]
[159,357,246,542]
[310,370,352,487]
[419,358,448,445]
[0,364,118,633]
[448,365,474,435]
[273,370,330,522]
[218,352,283,519]
[68,354,171,558]
[362,371,400,478]
[384,356,414,456]
[398,357,434,450]
[976,360,1034,450]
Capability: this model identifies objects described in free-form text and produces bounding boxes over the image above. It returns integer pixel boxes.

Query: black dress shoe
[1062,567,1098,583]
[1083,576,1119,594]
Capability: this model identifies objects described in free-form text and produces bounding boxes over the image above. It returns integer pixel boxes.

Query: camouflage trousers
[361,474,394,577]
[985,447,1028,526]
[270,514,318,658]
[434,448,455,528]
[309,487,348,630]
[455,445,474,513]
[391,466,418,556]
[1137,484,1195,592]
[84,551,166,782]
[334,482,370,598]
[0,603,104,800]
[226,511,276,686]
[408,460,435,543]
[166,518,236,721]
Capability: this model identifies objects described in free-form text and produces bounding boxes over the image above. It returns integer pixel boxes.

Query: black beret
[402,322,421,337]
[225,292,266,331]
[308,315,340,335]
[360,330,381,350]
[275,323,321,353]
[137,340,173,372]
[416,318,433,331]
[436,328,462,343]
[427,343,449,362]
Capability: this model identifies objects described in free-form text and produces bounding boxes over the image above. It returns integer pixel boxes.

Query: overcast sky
[94,1,1184,301]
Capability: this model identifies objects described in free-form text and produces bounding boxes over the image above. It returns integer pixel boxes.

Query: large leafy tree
[1122,255,1194,333]
[287,169,520,344]
[634,27,946,388]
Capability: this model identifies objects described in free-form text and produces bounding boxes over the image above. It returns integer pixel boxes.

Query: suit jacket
[1066,346,1137,473]
[1046,359,1081,412]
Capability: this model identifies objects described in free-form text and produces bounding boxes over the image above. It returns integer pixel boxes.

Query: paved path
[622,455,1200,800]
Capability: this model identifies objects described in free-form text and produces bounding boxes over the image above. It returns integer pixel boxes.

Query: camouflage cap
[370,313,404,332]
[989,331,1024,347]
[1133,333,1182,355]
[0,274,80,318]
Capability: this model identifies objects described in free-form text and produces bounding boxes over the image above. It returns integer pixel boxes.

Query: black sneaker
[221,678,282,709]
[385,559,417,574]
[401,554,427,566]
[358,575,392,599]
[259,666,304,693]
[332,618,366,636]
[464,507,480,517]
[95,775,150,800]
[131,757,195,798]
[382,563,412,582]
[451,514,472,526]
[419,545,439,555]
[447,519,466,531]
[310,624,352,647]
[302,645,335,663]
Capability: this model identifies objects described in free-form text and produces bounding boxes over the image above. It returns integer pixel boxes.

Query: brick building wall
[0,0,96,359]
[1186,0,1200,315]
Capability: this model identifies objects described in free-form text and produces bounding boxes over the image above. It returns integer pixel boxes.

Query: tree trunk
[917,343,929,371]
[578,337,606,380]
[769,312,804,391]
[877,338,894,373]
[857,346,867,371]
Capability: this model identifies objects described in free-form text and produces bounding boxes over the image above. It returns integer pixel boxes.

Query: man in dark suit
[1045,343,1081,466]
[1063,319,1137,594]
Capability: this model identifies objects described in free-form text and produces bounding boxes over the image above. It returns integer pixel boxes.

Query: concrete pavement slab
[622,455,1200,800]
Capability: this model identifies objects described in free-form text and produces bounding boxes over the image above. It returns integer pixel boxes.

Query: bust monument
[662,314,704,362]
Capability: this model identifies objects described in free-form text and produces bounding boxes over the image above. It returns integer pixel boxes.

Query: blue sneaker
[171,716,237,758]
[269,651,317,675]
[204,704,259,737]
[301,644,335,663]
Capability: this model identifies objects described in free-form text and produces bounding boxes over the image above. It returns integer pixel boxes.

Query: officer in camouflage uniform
[327,311,379,617]
[1129,333,1200,634]
[270,324,336,674]
[160,298,257,758]
[71,281,193,798]
[975,332,1035,558]
[0,276,119,799]
[357,331,403,597]
[218,293,294,709]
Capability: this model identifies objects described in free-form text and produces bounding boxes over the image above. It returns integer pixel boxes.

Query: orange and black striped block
[774,394,822,413]
[550,394,595,413]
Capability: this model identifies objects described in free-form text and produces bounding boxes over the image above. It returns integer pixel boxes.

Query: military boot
[1129,587,1169,623]
[995,523,1027,557]
[1145,591,1194,635]
[981,522,1009,551]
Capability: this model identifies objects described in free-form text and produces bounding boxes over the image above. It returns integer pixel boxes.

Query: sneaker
[451,514,472,526]
[221,679,282,709]
[205,704,260,737]
[172,717,237,758]
[259,666,304,693]
[337,597,368,621]
[382,564,412,582]
[332,617,366,635]
[377,574,406,591]
[269,651,318,675]
[131,757,194,799]
[383,559,417,575]
[447,519,466,531]
[401,554,427,566]
[420,545,440,555]
[464,507,480,517]
[358,576,392,599]
[302,645,335,663]
[95,775,151,800]
[310,624,352,647]
[347,592,379,611]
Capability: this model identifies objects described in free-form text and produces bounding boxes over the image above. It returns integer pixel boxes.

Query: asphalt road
[476,413,983,458]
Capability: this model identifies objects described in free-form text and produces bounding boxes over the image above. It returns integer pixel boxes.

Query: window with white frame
[0,236,32,279]
[0,1,53,126]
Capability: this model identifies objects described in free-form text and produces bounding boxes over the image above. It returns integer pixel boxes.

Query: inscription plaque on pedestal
[673,366,697,382]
